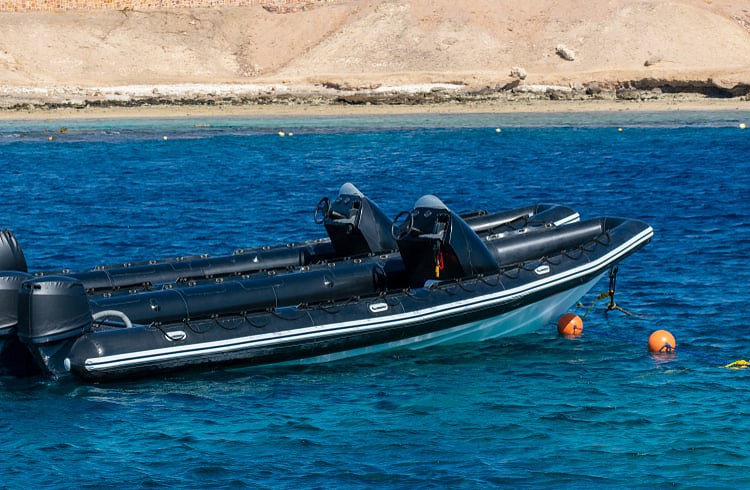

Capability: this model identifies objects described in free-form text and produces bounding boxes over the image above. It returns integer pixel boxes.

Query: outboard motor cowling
[0,229,28,272]
[395,195,499,287]
[0,271,31,335]
[316,183,397,257]
[0,271,37,375]
[17,276,93,377]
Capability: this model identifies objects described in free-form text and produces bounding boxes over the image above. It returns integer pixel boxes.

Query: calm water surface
[1,111,749,488]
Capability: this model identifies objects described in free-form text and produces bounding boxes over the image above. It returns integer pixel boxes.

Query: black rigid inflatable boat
[2,184,579,294]
[0,184,580,376]
[0,184,651,382]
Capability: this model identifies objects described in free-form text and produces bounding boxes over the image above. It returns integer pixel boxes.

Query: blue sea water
[1,110,749,488]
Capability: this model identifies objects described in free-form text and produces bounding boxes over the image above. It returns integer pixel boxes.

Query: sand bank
[0,95,747,122]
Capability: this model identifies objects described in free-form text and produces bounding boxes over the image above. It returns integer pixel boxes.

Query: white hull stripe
[84,226,652,371]
[553,212,580,226]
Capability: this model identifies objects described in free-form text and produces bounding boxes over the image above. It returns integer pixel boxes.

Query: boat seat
[317,183,397,257]
[395,195,499,287]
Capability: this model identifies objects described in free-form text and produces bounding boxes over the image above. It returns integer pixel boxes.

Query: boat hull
[285,273,603,365]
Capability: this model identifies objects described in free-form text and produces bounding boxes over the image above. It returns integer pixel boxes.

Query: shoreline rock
[1,78,748,113]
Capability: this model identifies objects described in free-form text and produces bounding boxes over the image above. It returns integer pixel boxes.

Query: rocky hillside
[1,0,749,103]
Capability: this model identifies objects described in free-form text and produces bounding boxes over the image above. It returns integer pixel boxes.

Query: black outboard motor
[16,276,93,377]
[315,183,397,257]
[0,271,31,337]
[0,271,37,375]
[0,229,28,272]
[394,195,500,287]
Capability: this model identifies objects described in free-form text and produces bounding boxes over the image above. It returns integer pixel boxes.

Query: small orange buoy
[648,330,676,353]
[557,313,583,337]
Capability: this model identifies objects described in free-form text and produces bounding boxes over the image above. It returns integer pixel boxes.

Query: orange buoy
[648,330,676,353]
[557,313,583,337]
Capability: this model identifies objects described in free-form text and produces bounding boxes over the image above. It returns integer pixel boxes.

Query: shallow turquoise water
[1,111,749,487]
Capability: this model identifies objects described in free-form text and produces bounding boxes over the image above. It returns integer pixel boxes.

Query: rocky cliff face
[1,0,749,103]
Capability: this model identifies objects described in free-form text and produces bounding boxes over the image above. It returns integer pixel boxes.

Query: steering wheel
[391,210,414,240]
[313,196,331,224]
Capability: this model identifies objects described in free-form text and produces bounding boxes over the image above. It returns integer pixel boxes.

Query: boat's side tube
[463,205,536,232]
[464,203,578,232]
[527,204,580,227]
[489,219,606,266]
[88,262,389,326]
[66,245,320,291]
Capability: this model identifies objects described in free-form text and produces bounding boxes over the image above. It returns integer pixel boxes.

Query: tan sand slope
[1,0,749,98]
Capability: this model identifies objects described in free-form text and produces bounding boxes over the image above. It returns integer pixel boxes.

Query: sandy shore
[1,96,747,121]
